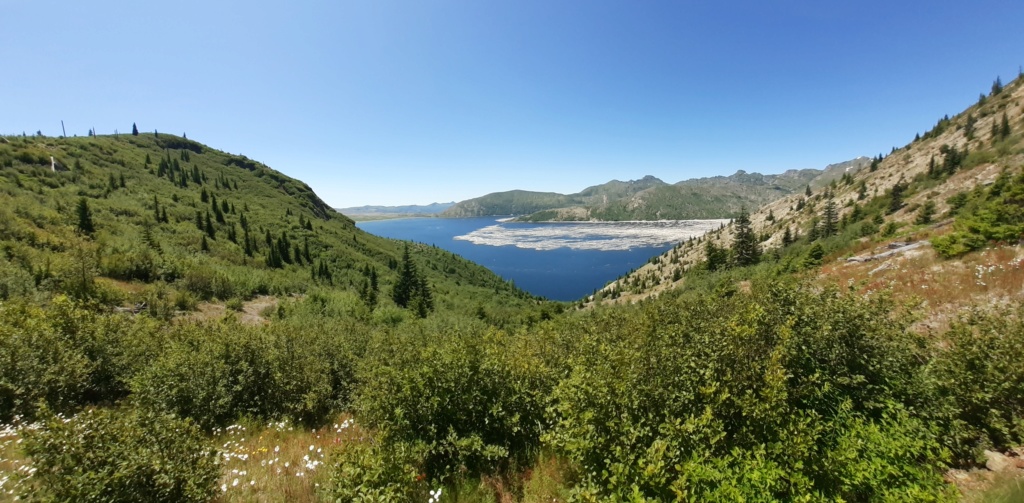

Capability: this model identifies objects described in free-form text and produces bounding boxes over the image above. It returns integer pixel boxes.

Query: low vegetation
[1,73,1023,501]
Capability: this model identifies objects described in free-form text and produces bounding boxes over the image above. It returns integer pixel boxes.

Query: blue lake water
[356,217,725,302]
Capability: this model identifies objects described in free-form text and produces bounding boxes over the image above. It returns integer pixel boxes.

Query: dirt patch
[177,296,278,326]
[949,447,1024,502]
[239,295,277,325]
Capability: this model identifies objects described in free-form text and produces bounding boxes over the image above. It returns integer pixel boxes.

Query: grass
[211,416,364,503]
[0,415,369,503]
[820,243,1024,333]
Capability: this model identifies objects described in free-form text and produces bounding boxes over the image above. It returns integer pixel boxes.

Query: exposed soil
[178,295,278,325]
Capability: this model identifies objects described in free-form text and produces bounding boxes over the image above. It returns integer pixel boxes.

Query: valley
[1,70,1023,503]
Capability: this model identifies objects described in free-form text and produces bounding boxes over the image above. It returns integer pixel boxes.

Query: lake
[356,217,726,302]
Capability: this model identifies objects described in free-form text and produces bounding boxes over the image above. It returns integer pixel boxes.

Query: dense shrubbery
[544,283,952,501]
[930,307,1024,464]
[320,440,427,502]
[20,406,219,502]
[933,170,1024,258]
[355,317,554,479]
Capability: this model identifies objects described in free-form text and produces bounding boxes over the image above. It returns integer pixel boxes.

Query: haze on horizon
[2,1,1022,207]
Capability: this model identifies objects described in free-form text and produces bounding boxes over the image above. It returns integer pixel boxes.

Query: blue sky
[2,1,1022,207]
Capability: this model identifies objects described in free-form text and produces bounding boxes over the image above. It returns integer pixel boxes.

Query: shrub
[355,318,553,479]
[130,331,233,430]
[0,298,92,421]
[20,406,219,502]
[930,309,1024,464]
[544,283,944,501]
[320,440,426,502]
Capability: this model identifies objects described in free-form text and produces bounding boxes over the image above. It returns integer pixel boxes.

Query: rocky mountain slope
[442,162,867,221]
[592,75,1024,312]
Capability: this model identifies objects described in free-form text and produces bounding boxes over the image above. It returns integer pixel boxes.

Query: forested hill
[440,164,866,221]
[0,131,542,318]
[596,74,1024,307]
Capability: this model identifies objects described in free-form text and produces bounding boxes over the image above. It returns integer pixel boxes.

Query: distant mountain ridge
[440,159,869,221]
[337,202,454,220]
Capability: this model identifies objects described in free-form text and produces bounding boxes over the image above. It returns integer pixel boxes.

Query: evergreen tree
[807,218,821,242]
[160,208,168,224]
[704,240,727,272]
[205,212,216,239]
[821,197,838,238]
[195,211,204,231]
[992,76,1003,96]
[857,180,868,200]
[76,198,95,235]
[888,179,906,214]
[730,207,760,267]
[131,123,139,136]
[201,235,209,252]
[781,226,793,246]
[278,232,291,264]
[915,200,936,225]
[243,228,253,257]
[413,275,434,318]
[393,245,418,308]
[1000,112,1011,140]
[805,185,812,197]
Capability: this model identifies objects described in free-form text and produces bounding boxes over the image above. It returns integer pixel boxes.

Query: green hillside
[447,168,844,222]
[2,76,1023,502]
[0,132,540,316]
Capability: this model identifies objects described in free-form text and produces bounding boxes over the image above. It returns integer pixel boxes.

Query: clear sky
[2,1,1022,207]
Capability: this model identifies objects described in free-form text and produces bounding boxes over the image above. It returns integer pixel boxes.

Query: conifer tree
[731,207,760,267]
[243,229,253,257]
[76,198,95,235]
[821,197,838,238]
[413,275,434,318]
[392,244,417,308]
[888,178,906,214]
[131,123,139,136]
[782,226,793,246]
[205,212,215,239]
[704,240,727,271]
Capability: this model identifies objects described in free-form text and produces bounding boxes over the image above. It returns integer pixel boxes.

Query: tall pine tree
[731,207,760,267]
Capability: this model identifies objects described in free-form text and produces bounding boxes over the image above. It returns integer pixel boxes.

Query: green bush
[544,283,945,501]
[130,318,358,430]
[20,406,219,502]
[130,328,233,430]
[320,440,426,502]
[930,309,1024,464]
[355,318,553,479]
[0,299,93,421]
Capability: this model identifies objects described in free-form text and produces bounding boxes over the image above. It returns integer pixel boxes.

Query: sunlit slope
[0,132,540,314]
